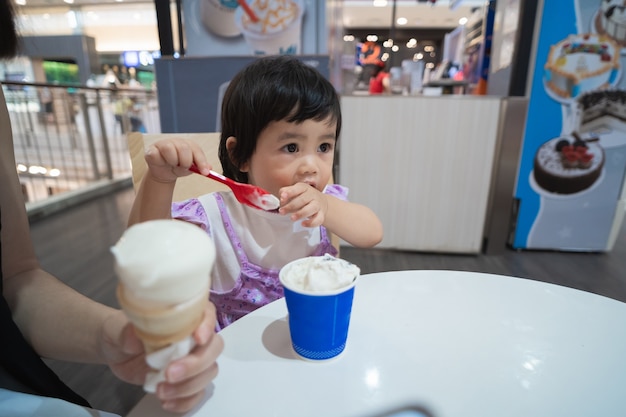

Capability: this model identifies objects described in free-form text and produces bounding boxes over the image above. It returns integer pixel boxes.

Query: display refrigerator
[509,0,626,251]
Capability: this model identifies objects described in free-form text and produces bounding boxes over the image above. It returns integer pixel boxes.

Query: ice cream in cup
[111,220,215,355]
[279,254,360,361]
[234,0,305,55]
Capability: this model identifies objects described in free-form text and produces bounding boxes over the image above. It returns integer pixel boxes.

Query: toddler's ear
[225,136,249,172]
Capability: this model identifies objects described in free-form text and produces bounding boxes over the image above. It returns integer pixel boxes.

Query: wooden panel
[339,96,502,253]
[128,132,228,202]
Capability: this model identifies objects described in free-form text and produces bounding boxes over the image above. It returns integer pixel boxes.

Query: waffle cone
[117,284,208,353]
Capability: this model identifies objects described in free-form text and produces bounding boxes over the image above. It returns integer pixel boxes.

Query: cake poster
[182,0,313,57]
[512,0,626,251]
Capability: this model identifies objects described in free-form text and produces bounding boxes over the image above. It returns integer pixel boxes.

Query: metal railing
[2,81,160,218]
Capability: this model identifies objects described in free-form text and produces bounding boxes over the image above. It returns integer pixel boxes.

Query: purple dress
[172,185,346,330]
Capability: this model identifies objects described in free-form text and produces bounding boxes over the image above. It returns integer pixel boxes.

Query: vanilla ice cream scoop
[111,219,215,307]
[280,254,360,294]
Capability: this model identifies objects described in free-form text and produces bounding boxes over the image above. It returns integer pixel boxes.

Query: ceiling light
[364,368,380,389]
[459,17,468,25]
[396,17,408,25]
[66,10,77,28]
[28,165,47,175]
[63,0,74,4]
[15,0,26,5]
[373,0,387,6]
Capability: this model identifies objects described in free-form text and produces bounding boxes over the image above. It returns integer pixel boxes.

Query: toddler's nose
[297,154,318,175]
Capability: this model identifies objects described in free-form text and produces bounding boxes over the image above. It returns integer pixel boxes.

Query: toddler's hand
[279,183,328,227]
[145,139,212,183]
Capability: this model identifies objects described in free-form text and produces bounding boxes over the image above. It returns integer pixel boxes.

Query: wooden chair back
[128,132,228,202]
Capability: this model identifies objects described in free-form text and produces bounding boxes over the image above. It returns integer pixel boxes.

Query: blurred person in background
[368,60,390,95]
[114,92,147,133]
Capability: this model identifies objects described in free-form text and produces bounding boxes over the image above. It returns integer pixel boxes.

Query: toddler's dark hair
[219,56,342,183]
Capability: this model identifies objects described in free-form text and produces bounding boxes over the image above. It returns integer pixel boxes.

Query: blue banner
[513,0,626,251]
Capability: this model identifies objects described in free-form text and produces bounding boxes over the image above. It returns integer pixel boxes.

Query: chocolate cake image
[577,89,626,132]
[533,133,604,194]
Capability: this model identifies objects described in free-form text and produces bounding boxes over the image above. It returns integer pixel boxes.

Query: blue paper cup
[279,256,359,361]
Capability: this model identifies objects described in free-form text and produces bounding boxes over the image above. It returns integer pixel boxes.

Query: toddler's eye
[284,143,298,153]
[319,143,332,153]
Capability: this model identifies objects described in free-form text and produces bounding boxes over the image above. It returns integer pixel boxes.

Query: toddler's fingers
[192,154,212,175]
[290,201,319,222]
[279,183,309,210]
[179,140,211,172]
[165,140,194,168]
[144,145,166,165]
[301,211,324,228]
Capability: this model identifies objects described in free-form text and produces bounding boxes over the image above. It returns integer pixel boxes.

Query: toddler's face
[241,117,336,197]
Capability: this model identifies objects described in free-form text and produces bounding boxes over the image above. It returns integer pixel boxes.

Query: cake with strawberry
[533,133,604,194]
[596,0,626,46]
[544,33,620,99]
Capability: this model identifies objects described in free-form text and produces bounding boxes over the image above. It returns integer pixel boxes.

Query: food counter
[338,94,519,254]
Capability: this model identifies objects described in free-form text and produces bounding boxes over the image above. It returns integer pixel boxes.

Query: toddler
[128,56,383,329]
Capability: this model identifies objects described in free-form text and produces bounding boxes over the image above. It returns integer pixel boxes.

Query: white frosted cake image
[596,0,626,46]
[533,133,605,195]
[544,33,620,99]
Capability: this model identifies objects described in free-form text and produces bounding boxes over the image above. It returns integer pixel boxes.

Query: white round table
[127,270,626,417]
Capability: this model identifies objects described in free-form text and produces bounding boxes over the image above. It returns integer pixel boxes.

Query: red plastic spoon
[189,164,280,211]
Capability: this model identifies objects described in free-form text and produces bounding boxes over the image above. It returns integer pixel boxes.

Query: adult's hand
[101,304,224,413]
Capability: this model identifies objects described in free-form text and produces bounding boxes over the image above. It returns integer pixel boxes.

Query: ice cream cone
[112,220,215,392]
[111,220,215,356]
[117,283,208,353]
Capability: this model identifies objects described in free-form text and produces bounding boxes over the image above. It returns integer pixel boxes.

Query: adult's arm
[0,87,124,363]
